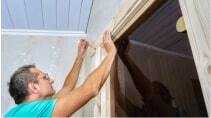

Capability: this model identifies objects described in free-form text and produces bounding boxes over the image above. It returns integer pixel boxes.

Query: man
[5,31,117,117]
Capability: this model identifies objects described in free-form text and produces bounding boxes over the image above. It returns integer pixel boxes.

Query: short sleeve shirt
[5,99,57,117]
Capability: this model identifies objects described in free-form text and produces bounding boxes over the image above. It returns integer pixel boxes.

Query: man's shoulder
[5,99,57,117]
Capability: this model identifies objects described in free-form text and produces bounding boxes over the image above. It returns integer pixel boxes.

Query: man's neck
[24,94,43,102]
[24,94,54,103]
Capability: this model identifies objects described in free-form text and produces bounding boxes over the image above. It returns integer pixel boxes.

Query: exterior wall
[87,0,123,116]
[1,30,95,117]
[2,0,124,115]
[87,0,123,41]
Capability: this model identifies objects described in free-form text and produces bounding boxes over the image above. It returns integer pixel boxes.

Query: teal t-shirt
[5,99,57,117]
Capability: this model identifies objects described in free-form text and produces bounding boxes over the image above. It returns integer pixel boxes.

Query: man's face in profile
[30,68,55,98]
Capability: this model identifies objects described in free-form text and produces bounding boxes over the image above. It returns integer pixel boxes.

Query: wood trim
[178,0,210,115]
[2,29,87,37]
[111,0,167,41]
[103,0,167,116]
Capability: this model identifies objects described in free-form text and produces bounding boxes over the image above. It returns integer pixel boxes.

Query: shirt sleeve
[30,99,57,117]
[5,99,57,117]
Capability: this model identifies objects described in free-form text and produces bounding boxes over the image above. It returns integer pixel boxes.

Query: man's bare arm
[63,39,88,90]
[54,39,88,98]
[53,31,117,116]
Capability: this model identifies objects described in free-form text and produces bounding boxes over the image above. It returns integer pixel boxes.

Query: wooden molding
[110,0,167,41]
[179,0,210,115]
[2,29,87,37]
[103,0,167,116]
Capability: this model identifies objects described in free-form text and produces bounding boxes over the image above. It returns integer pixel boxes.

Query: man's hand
[78,39,89,57]
[102,31,117,54]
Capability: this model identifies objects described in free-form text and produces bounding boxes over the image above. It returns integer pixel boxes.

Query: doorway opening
[112,0,207,116]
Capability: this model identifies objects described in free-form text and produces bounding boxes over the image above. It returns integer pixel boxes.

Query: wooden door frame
[102,0,210,116]
[103,0,168,116]
[178,0,210,115]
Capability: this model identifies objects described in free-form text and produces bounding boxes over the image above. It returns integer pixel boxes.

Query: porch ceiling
[2,0,93,32]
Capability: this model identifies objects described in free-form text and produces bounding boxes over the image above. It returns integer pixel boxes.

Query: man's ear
[28,82,39,94]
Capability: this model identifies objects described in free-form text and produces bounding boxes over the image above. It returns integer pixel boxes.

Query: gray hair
[8,64,37,104]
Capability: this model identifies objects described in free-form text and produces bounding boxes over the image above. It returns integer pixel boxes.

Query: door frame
[104,0,210,116]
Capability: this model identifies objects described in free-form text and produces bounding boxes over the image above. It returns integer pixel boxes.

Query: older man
[5,31,117,117]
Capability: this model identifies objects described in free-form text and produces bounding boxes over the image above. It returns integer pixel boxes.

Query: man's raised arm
[63,39,88,90]
[54,39,89,98]
[53,31,117,116]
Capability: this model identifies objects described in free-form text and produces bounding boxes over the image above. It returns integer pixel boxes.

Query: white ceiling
[2,0,93,32]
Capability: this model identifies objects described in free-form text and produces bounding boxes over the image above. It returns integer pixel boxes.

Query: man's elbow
[90,77,108,97]
[82,83,100,98]
[91,84,100,97]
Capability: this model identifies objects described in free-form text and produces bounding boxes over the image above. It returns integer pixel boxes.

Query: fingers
[106,31,111,41]
[79,39,89,47]
[103,31,106,42]
[102,31,112,45]
[79,39,86,44]
[101,30,117,53]
[77,38,89,56]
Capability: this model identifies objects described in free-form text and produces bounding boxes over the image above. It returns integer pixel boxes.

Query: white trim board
[2,29,87,37]
[179,0,211,115]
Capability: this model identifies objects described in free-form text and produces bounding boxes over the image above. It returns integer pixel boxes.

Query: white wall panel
[2,0,14,28]
[78,0,93,31]
[24,0,43,29]
[179,0,211,115]
[57,0,70,30]
[41,0,57,29]
[68,0,82,30]
[2,0,94,31]
[6,0,28,28]
[87,0,123,41]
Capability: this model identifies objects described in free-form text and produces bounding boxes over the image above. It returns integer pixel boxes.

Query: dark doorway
[113,0,207,116]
